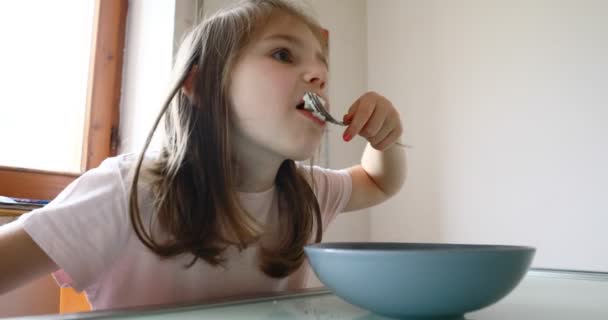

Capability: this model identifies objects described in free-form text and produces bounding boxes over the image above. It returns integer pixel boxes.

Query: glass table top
[14,269,608,320]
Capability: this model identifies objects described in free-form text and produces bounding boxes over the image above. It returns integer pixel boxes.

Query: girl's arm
[344,143,407,212]
[339,92,407,212]
[0,222,58,294]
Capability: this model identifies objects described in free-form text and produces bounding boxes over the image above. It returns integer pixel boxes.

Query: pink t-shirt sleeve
[308,166,353,230]
[18,157,130,291]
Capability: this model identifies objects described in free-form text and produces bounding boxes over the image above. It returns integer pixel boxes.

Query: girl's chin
[291,154,316,162]
[287,143,322,161]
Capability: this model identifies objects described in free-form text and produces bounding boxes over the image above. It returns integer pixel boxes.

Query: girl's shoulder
[16,152,161,293]
[295,163,352,196]
[295,163,353,226]
[296,162,351,181]
[110,151,160,174]
[99,151,161,185]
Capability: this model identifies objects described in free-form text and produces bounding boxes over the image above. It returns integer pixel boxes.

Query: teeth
[302,95,315,111]
[312,111,325,121]
[300,93,327,122]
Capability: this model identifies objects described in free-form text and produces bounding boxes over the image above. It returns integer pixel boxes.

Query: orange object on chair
[59,287,91,313]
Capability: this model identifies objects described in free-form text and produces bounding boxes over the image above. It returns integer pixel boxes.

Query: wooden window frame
[0,0,128,201]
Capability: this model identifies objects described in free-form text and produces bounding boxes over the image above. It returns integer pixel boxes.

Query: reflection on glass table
[16,269,608,320]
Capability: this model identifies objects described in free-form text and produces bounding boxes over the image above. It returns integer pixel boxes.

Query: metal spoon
[303,92,412,148]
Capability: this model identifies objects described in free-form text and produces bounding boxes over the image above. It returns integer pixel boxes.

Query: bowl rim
[304,242,536,254]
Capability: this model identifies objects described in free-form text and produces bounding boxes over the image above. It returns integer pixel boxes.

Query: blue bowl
[304,242,535,319]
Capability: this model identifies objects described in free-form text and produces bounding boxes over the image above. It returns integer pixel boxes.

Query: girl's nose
[303,65,327,90]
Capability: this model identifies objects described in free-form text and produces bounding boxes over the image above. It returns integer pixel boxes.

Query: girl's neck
[232,142,284,194]
[234,160,279,193]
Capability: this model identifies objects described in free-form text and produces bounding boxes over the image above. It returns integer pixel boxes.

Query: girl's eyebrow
[262,33,328,67]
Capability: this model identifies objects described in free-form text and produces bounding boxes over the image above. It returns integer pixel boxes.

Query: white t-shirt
[17,153,352,311]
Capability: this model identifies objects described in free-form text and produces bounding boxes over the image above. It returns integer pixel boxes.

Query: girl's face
[228,12,328,162]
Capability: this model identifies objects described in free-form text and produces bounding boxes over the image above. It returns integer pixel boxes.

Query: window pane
[0,1,95,173]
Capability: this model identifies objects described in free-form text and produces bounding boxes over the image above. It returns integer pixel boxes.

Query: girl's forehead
[263,11,304,29]
[259,12,314,38]
[256,12,325,51]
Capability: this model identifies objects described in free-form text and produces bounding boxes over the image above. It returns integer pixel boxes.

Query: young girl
[0,0,406,311]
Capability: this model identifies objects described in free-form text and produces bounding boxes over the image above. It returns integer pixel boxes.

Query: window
[0,1,94,173]
[0,0,128,200]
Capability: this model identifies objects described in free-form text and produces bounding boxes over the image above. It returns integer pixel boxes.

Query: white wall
[368,0,608,272]
[119,0,177,153]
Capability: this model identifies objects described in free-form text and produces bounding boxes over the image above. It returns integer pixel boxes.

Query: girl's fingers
[375,129,402,150]
[342,92,400,145]
[343,97,361,124]
[341,99,359,140]
[343,96,375,141]
[368,119,394,147]
[360,107,387,139]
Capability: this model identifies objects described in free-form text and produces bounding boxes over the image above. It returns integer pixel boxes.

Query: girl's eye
[271,48,293,63]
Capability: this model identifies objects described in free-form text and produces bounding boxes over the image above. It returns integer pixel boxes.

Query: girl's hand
[342,92,403,150]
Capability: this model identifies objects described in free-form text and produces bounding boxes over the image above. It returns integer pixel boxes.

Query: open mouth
[296,95,326,122]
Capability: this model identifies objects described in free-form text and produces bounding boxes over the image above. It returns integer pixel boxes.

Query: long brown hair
[128,0,328,278]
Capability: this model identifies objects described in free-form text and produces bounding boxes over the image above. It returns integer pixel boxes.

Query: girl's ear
[182,65,198,100]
